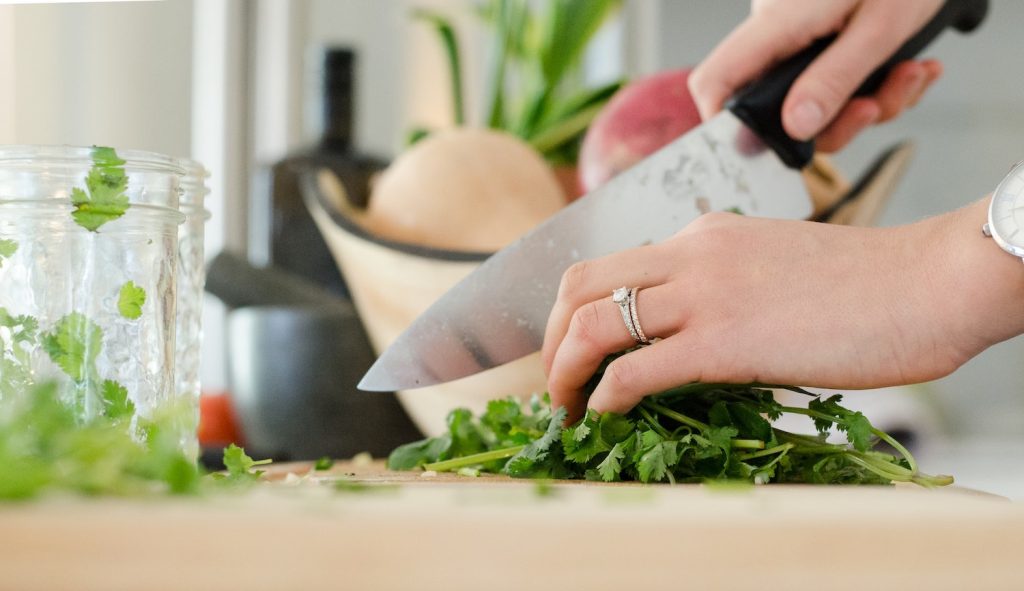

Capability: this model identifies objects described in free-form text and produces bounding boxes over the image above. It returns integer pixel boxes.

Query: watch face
[990,161,1024,257]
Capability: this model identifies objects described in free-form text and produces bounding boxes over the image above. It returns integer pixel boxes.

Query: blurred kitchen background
[1,0,1021,495]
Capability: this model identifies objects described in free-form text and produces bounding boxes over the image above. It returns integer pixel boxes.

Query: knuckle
[685,211,737,235]
[558,261,591,300]
[603,357,642,396]
[567,301,603,347]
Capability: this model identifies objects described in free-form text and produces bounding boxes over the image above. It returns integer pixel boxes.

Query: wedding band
[612,287,642,344]
[628,287,650,345]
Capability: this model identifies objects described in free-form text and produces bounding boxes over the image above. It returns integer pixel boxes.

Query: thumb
[782,2,934,140]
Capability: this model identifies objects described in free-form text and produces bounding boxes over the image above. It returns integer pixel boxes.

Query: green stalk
[871,427,918,473]
[642,400,709,432]
[844,454,914,482]
[730,439,765,450]
[737,443,794,462]
[413,10,465,125]
[527,102,604,153]
[638,406,670,439]
[423,445,525,472]
[781,405,920,473]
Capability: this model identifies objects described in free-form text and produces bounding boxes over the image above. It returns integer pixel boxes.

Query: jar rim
[0,144,186,176]
[176,157,211,204]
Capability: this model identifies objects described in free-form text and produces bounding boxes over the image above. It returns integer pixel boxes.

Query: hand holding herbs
[389,383,952,487]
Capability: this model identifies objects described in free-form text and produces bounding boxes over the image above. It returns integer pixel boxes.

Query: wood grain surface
[0,460,1021,591]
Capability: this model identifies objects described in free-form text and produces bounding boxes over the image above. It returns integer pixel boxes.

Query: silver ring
[612,287,642,344]
[628,287,650,345]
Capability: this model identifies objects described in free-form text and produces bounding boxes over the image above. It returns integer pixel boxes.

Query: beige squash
[362,127,565,251]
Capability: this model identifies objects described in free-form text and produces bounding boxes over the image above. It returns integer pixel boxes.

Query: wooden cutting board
[0,460,1021,591]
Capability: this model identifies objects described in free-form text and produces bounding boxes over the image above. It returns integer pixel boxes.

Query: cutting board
[0,460,1021,591]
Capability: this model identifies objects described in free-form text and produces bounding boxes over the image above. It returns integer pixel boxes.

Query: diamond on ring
[612,286,642,345]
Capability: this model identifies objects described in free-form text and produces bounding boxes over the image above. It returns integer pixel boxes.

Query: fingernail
[788,100,824,139]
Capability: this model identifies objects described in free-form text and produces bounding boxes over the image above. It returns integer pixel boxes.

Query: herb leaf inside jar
[117,281,147,320]
[0,239,17,267]
[70,146,130,232]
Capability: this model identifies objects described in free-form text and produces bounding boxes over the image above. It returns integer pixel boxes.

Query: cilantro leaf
[221,443,271,482]
[843,411,873,452]
[808,395,875,452]
[387,435,451,470]
[71,146,130,232]
[314,456,335,471]
[596,435,634,482]
[100,379,134,420]
[41,312,103,383]
[505,406,568,478]
[0,238,17,267]
[637,439,679,483]
[117,281,146,320]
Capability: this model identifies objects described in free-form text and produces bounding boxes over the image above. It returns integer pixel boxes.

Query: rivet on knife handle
[726,0,989,170]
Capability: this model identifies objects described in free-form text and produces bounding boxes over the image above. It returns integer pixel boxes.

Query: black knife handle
[726,0,989,169]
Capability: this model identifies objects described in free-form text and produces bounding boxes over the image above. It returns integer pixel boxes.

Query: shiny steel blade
[359,111,811,391]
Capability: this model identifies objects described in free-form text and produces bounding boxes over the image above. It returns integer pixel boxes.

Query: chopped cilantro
[0,239,17,267]
[117,281,146,320]
[41,312,103,383]
[71,146,130,232]
[314,456,335,471]
[387,358,953,488]
[100,379,133,420]
[221,443,272,483]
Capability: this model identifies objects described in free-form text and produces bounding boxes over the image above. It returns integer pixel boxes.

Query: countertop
[0,460,1022,591]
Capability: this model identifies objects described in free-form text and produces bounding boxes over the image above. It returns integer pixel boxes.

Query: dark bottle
[261,47,387,297]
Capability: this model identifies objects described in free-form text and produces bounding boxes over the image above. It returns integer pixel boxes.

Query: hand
[542,200,1024,423]
[689,0,945,152]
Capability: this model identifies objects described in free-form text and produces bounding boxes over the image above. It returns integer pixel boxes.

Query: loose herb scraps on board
[388,382,953,488]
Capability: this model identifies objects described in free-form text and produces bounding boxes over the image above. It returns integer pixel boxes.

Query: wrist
[930,197,1024,356]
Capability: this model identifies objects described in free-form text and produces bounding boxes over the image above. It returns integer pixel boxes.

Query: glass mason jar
[0,145,184,438]
[174,158,210,459]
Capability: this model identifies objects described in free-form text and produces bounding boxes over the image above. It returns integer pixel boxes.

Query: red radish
[578,68,702,192]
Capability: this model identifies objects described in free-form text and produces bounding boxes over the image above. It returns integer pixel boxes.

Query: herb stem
[730,439,765,450]
[424,445,525,472]
[871,427,918,473]
[638,405,671,439]
[642,400,709,432]
[737,442,794,461]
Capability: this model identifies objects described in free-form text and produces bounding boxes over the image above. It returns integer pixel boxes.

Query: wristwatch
[983,160,1024,263]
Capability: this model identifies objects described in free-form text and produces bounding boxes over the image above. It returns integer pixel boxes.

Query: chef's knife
[360,0,988,392]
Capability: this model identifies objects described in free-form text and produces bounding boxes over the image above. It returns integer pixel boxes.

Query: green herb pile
[388,383,952,487]
[0,381,268,500]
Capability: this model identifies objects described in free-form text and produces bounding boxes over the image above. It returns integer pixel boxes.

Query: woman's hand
[689,0,945,152]
[542,200,1024,423]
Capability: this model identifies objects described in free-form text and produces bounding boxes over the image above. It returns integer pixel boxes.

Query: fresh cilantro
[41,312,103,383]
[117,281,146,320]
[808,395,875,452]
[100,379,134,420]
[0,382,207,499]
[221,443,272,482]
[387,379,953,488]
[314,456,335,471]
[71,146,130,232]
[0,239,16,268]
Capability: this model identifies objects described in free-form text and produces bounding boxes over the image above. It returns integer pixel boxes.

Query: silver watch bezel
[987,160,1024,260]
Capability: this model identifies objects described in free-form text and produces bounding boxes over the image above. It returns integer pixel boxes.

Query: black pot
[227,304,422,461]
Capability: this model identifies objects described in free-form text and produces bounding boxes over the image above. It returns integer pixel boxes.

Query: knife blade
[359,0,988,392]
